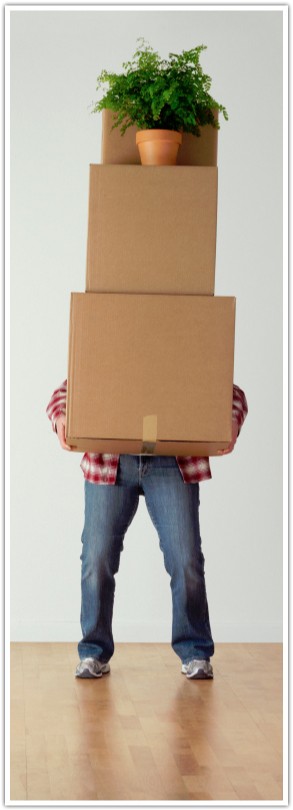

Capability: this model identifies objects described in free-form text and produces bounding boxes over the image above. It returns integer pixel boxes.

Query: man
[47,380,247,680]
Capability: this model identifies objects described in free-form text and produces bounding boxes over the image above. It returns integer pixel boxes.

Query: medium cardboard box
[66,293,235,456]
[101,108,218,166]
[86,165,218,295]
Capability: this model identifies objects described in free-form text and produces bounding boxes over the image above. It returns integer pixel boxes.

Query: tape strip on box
[141,415,157,454]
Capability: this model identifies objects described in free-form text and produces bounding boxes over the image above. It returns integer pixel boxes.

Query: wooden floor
[10,642,283,802]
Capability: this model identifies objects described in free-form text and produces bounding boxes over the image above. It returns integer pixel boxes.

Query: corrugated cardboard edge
[66,438,231,455]
[215,168,218,270]
[209,167,218,293]
[65,293,75,443]
[86,166,103,291]
[85,167,92,292]
[101,110,105,164]
[230,297,236,437]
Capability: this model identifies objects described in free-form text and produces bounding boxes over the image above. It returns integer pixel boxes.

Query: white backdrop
[9,6,284,643]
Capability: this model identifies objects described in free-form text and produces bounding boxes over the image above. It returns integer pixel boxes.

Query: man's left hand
[217,420,239,456]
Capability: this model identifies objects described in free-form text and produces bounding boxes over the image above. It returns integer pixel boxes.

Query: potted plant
[91,39,228,165]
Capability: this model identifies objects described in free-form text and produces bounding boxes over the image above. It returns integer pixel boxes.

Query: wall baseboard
[10,620,283,643]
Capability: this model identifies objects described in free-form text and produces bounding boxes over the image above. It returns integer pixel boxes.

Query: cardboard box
[66,293,235,456]
[101,108,218,166]
[86,165,218,295]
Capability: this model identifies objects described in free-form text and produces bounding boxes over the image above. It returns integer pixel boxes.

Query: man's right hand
[56,415,73,451]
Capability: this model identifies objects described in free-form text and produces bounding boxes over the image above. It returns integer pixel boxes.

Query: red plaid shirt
[46,380,248,485]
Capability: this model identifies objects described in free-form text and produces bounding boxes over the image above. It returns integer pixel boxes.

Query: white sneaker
[181,659,213,679]
[75,657,110,679]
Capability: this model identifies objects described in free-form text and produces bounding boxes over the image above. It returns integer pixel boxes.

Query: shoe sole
[186,669,213,680]
[75,669,102,679]
[75,664,110,679]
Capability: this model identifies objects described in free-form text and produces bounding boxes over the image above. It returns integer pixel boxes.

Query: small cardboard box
[86,165,218,295]
[101,108,218,166]
[66,293,235,456]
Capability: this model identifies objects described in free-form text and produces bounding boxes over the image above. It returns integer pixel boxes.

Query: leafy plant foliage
[91,39,228,137]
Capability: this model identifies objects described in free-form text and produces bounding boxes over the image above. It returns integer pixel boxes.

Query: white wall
[9,7,285,643]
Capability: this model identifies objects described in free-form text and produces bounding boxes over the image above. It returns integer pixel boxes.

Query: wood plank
[10,642,284,802]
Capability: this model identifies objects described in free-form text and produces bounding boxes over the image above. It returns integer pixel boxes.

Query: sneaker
[75,657,110,679]
[181,659,213,679]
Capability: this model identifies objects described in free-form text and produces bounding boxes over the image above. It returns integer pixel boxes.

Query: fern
[91,39,228,136]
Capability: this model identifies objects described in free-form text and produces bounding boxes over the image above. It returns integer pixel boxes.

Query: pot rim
[136,129,182,145]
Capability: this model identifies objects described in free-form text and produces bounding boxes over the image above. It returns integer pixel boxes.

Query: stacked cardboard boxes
[66,112,235,455]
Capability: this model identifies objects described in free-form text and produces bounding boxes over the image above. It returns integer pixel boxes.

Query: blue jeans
[78,455,214,665]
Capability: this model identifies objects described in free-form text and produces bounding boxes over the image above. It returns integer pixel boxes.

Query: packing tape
[141,414,157,454]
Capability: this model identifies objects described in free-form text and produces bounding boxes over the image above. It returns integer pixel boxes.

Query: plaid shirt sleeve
[232,384,248,434]
[46,379,67,431]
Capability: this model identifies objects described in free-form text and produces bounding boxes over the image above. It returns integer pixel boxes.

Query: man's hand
[217,420,239,456]
[56,415,73,451]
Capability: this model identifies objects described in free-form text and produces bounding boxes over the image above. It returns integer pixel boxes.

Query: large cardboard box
[66,293,235,456]
[101,108,218,166]
[86,165,218,295]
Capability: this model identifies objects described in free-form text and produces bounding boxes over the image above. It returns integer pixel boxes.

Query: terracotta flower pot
[136,129,182,166]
